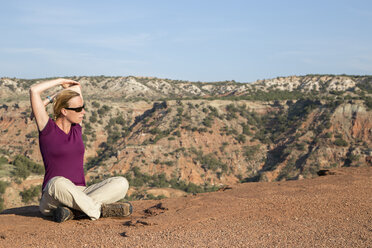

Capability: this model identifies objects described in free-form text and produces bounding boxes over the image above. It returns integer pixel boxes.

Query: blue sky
[1,0,371,82]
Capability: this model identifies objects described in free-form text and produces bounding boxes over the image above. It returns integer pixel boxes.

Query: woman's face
[65,96,85,123]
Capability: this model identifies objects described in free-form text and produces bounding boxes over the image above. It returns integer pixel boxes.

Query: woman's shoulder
[39,118,55,136]
[72,122,82,128]
[71,122,82,132]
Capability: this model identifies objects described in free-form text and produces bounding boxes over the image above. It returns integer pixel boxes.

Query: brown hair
[53,90,81,120]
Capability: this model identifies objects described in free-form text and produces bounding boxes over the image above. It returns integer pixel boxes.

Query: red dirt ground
[0,167,371,247]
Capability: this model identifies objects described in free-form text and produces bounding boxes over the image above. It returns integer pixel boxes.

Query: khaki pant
[39,176,129,220]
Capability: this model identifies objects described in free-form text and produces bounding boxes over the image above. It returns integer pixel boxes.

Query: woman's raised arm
[29,78,80,131]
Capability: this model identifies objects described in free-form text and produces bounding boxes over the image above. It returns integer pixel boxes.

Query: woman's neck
[55,117,72,134]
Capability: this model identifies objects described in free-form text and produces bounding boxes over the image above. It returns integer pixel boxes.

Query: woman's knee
[108,177,129,197]
[47,176,73,195]
[114,176,129,190]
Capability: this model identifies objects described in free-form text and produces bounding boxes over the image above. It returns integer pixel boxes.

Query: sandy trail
[0,167,371,247]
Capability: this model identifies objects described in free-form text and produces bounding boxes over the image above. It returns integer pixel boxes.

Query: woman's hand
[59,79,80,89]
[59,80,84,102]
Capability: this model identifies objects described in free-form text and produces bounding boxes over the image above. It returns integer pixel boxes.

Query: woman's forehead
[68,96,83,106]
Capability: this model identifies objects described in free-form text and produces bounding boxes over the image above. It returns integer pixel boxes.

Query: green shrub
[107,167,220,195]
[12,155,44,179]
[220,126,238,136]
[347,154,360,162]
[173,130,181,137]
[243,145,260,160]
[295,142,306,151]
[226,104,239,113]
[92,101,100,108]
[82,134,88,143]
[0,196,3,211]
[106,131,121,144]
[241,123,252,136]
[163,161,174,167]
[25,131,38,139]
[20,185,41,204]
[0,156,8,165]
[149,173,169,188]
[253,130,271,144]
[176,107,184,116]
[235,134,246,143]
[146,193,166,200]
[115,116,126,125]
[0,181,8,194]
[258,173,269,182]
[225,112,237,120]
[334,133,343,139]
[364,97,372,110]
[334,138,348,147]
[89,114,97,123]
[202,116,213,128]
[324,132,332,139]
[194,152,228,172]
[97,105,111,116]
[198,128,208,133]
[208,106,219,117]
[324,121,332,129]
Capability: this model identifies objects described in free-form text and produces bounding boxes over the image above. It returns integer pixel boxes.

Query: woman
[29,78,132,223]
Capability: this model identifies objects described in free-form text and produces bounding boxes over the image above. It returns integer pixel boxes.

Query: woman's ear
[61,108,67,116]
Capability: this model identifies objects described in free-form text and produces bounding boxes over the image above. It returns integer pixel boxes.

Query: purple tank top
[39,118,86,190]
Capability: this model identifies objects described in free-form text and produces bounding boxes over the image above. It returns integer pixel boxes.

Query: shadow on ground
[0,205,48,219]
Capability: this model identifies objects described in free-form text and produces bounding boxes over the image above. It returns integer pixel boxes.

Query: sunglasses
[65,104,85,112]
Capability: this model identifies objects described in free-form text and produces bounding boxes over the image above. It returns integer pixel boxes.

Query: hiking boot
[101,202,133,218]
[53,206,74,223]
[70,209,89,220]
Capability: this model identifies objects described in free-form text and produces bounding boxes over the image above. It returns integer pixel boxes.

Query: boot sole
[101,202,133,218]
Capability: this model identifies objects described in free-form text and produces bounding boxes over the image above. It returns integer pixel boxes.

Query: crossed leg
[39,176,129,220]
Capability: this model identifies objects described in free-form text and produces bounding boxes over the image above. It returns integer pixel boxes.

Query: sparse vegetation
[190,148,228,173]
[20,185,41,204]
[0,156,8,165]
[1,74,371,207]
[0,180,8,211]
[277,157,297,181]
[92,101,100,108]
[334,137,348,147]
[11,155,44,180]
[235,134,246,143]
[25,131,38,139]
[97,105,111,117]
[243,145,261,161]
[89,166,219,197]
